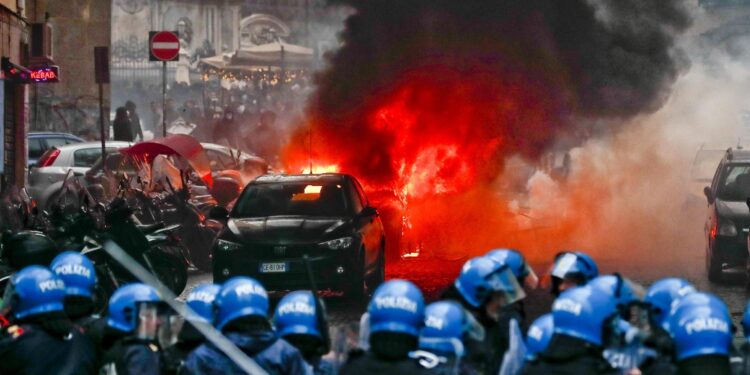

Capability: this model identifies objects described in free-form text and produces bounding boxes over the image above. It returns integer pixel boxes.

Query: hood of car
[226,216,350,245]
[716,199,750,221]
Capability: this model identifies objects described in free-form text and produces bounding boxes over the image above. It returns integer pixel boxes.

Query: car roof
[724,148,750,162]
[28,132,83,140]
[253,173,350,184]
[52,141,132,151]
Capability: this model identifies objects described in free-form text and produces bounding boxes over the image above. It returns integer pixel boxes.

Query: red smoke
[284,68,571,261]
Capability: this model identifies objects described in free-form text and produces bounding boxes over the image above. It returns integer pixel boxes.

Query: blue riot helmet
[107,283,164,340]
[549,251,598,296]
[552,285,617,346]
[454,256,526,309]
[215,277,269,331]
[668,292,732,361]
[50,251,97,299]
[525,313,554,360]
[369,279,425,337]
[185,283,221,324]
[645,278,695,330]
[419,300,484,357]
[274,290,321,339]
[486,248,539,289]
[1,265,65,320]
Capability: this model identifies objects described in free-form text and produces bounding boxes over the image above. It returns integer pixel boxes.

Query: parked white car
[27,141,132,209]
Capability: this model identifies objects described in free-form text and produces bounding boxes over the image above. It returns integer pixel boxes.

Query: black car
[704,148,750,282]
[212,173,386,298]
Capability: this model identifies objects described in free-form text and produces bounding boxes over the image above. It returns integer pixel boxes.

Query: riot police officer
[735,300,750,375]
[50,251,99,330]
[642,277,696,374]
[99,283,168,375]
[183,276,310,374]
[163,283,221,374]
[547,251,599,296]
[0,265,96,374]
[417,300,483,375]
[273,290,335,374]
[667,292,732,375]
[524,313,553,363]
[441,256,526,374]
[520,285,619,375]
[340,279,434,375]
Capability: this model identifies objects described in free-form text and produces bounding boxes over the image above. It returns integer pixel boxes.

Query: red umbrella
[120,134,212,187]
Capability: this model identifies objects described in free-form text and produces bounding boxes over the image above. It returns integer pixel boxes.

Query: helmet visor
[551,253,579,279]
[486,266,526,305]
[523,264,539,290]
[135,302,168,341]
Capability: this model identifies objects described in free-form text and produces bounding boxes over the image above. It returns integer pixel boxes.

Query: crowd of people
[108,79,312,169]
[1,247,748,374]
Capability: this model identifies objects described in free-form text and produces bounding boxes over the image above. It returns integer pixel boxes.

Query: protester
[125,100,145,141]
[113,106,135,142]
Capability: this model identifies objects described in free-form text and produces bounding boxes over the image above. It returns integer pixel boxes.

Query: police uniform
[519,334,618,375]
[100,336,162,375]
[339,350,435,375]
[0,318,97,375]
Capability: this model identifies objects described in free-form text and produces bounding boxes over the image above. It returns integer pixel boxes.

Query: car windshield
[233,182,349,217]
[717,164,750,201]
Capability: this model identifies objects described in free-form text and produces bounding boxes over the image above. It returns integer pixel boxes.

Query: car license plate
[260,262,287,273]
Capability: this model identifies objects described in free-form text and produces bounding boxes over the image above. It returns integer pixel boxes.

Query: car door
[706,160,724,247]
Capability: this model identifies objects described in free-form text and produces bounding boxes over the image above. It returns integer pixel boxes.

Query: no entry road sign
[149,31,180,62]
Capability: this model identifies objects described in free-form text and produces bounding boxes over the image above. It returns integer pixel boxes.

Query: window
[74,148,113,167]
[234,183,349,217]
[28,138,44,159]
[717,164,750,201]
[348,181,364,214]
[206,150,236,171]
[45,137,68,149]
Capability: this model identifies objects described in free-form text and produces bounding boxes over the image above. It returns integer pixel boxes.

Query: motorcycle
[154,177,221,272]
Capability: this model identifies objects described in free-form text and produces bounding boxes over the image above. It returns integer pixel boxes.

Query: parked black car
[704,148,750,282]
[212,173,386,299]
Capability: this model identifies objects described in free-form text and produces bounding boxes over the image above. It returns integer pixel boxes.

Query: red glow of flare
[284,69,562,261]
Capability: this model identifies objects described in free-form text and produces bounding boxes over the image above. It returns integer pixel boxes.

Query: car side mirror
[704,186,714,204]
[360,206,378,217]
[208,206,230,222]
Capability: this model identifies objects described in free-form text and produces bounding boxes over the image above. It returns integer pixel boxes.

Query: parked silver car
[27,141,132,209]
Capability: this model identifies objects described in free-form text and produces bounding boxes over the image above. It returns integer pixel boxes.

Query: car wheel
[706,247,722,283]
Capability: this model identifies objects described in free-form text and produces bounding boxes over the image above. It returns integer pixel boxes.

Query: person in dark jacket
[183,276,311,374]
[113,106,135,142]
[212,107,238,148]
[520,285,619,375]
[273,290,335,375]
[98,283,167,375]
[0,265,96,375]
[162,283,221,374]
[340,280,435,375]
[125,100,144,141]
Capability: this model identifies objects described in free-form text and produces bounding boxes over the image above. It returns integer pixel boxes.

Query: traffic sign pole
[149,31,180,138]
[162,61,167,137]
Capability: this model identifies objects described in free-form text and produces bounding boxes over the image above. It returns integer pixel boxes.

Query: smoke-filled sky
[284,0,709,261]
[289,0,692,186]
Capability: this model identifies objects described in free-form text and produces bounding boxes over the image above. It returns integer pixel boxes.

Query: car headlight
[216,239,243,252]
[320,237,353,250]
[719,221,738,237]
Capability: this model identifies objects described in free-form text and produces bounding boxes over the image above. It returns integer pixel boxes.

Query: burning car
[212,173,386,299]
